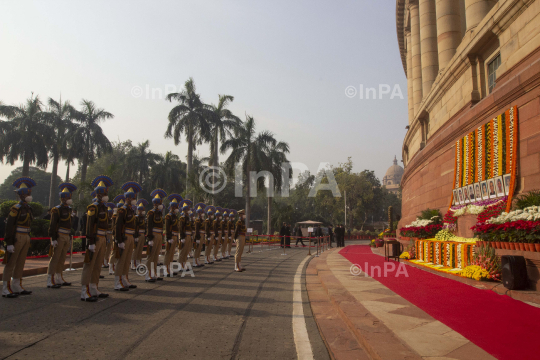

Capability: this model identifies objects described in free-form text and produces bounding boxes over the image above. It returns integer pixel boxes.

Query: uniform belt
[125,229,136,234]
[173,231,179,236]
[97,229,107,236]
[209,231,214,234]
[58,227,71,234]
[200,231,206,234]
[107,231,113,235]
[239,232,246,236]
[185,231,192,235]
[139,229,145,234]
[152,228,162,233]
[16,226,30,233]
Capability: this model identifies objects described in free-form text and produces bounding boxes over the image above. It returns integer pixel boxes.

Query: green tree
[43,96,76,208]
[0,167,61,208]
[126,140,160,187]
[221,115,276,226]
[0,95,52,176]
[265,140,290,234]
[165,78,213,198]
[71,99,113,191]
[208,95,241,167]
[150,151,186,194]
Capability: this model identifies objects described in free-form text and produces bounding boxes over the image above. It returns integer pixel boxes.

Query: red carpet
[339,245,540,360]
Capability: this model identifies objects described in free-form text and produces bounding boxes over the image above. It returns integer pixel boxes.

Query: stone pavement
[0,247,330,360]
[307,245,495,360]
[0,253,86,277]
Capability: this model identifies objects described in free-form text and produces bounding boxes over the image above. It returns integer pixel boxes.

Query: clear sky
[0,0,407,185]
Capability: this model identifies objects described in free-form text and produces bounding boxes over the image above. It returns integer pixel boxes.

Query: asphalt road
[0,247,330,360]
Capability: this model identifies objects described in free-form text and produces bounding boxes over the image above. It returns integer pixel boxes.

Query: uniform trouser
[194,237,203,260]
[108,238,117,269]
[179,235,192,264]
[81,236,106,286]
[164,236,178,271]
[104,236,113,263]
[2,233,30,281]
[48,233,70,275]
[213,234,222,258]
[235,235,245,264]
[133,234,145,261]
[115,235,135,277]
[204,235,214,258]
[146,233,163,277]
[227,236,233,255]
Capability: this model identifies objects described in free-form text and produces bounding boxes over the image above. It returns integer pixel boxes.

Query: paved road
[0,248,330,360]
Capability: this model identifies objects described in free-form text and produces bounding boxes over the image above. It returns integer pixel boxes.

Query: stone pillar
[406,31,414,125]
[435,0,463,70]
[410,1,423,115]
[465,0,496,32]
[419,0,439,97]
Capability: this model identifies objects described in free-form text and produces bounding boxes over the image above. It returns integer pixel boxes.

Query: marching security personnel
[108,195,125,276]
[189,210,196,259]
[193,203,206,268]
[81,175,114,302]
[132,199,148,269]
[2,177,37,298]
[226,210,235,258]
[164,194,182,276]
[219,209,228,261]
[204,206,216,264]
[233,210,246,272]
[114,182,142,291]
[47,182,77,289]
[212,207,223,262]
[145,189,167,282]
[178,199,193,270]
[103,202,115,269]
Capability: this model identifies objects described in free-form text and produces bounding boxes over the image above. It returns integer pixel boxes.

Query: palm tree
[265,140,290,234]
[62,122,84,181]
[209,95,241,167]
[126,140,160,187]
[165,78,213,198]
[0,95,52,176]
[221,115,276,226]
[151,151,186,192]
[44,96,76,208]
[71,100,113,189]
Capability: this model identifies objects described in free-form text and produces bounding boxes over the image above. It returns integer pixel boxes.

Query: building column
[435,0,463,70]
[419,0,439,97]
[410,1,423,116]
[465,0,496,33]
[406,31,414,125]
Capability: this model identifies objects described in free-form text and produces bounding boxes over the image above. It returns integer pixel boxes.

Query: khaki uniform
[145,208,164,278]
[204,217,214,260]
[3,202,33,286]
[104,216,114,266]
[178,214,192,266]
[164,211,179,274]
[234,219,247,264]
[193,217,204,263]
[47,205,72,277]
[133,214,146,263]
[114,205,137,277]
[225,219,233,257]
[81,202,109,286]
[108,213,118,273]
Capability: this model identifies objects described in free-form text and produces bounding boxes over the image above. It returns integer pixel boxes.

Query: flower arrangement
[399,251,410,259]
[471,246,501,281]
[399,224,443,239]
[0,249,4,259]
[433,230,477,243]
[472,220,540,244]
[460,265,491,281]
[486,206,540,224]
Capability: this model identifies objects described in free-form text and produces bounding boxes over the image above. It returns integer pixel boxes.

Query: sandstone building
[396,0,540,227]
[383,156,404,194]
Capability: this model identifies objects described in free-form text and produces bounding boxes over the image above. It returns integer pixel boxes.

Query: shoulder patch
[9,208,19,217]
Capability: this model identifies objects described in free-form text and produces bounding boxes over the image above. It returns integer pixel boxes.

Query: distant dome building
[383,156,403,194]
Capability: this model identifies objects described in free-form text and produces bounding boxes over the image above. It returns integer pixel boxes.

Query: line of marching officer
[2,176,248,302]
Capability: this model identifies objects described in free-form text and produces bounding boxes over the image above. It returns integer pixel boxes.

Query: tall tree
[62,121,84,182]
[165,78,213,199]
[151,151,186,192]
[126,140,159,187]
[44,96,76,208]
[265,140,290,234]
[221,115,276,227]
[0,95,51,176]
[71,100,113,189]
[209,95,241,167]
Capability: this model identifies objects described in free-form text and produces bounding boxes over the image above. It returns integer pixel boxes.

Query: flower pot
[518,243,525,251]
[494,241,501,249]
[503,242,509,250]
[526,243,535,252]
[535,244,540,252]
[509,243,516,250]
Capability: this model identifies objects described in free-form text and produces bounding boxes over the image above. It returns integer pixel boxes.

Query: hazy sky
[0,0,407,187]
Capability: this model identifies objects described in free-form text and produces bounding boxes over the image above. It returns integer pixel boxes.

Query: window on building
[488,54,501,93]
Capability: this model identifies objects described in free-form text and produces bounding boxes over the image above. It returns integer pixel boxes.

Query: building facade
[396,0,540,227]
[383,156,404,194]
